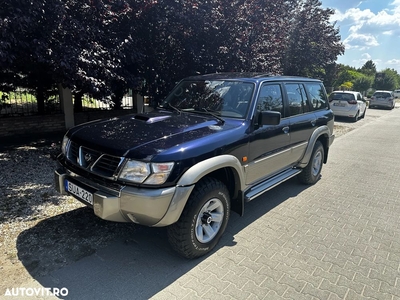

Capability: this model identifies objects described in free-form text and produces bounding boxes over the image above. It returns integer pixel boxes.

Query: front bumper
[54,167,194,227]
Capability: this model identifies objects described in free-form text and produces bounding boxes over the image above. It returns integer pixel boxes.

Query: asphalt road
[12,105,400,300]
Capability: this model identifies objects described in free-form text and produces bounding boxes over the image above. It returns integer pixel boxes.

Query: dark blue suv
[55,73,335,258]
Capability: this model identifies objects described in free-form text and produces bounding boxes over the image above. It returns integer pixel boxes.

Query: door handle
[282,126,289,134]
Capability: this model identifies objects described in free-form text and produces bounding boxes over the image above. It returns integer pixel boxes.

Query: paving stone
[12,108,400,300]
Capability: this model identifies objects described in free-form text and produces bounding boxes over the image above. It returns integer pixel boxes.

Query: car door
[284,82,316,163]
[356,92,366,114]
[245,83,291,185]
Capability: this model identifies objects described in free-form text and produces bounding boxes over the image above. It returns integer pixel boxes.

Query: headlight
[119,160,150,183]
[119,160,174,185]
[61,136,69,155]
[145,162,175,184]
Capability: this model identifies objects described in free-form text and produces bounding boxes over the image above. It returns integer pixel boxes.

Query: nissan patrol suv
[55,73,335,258]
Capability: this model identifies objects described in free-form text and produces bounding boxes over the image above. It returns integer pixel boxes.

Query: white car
[329,91,367,122]
[370,90,395,109]
[393,89,400,99]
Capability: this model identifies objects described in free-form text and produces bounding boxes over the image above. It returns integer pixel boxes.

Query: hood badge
[78,147,94,168]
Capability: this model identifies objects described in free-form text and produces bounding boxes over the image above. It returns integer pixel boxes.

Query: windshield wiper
[202,108,225,125]
[159,103,181,114]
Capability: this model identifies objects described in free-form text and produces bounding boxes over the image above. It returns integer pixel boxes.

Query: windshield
[160,80,255,118]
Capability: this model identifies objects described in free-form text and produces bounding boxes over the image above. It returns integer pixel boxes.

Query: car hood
[68,110,243,159]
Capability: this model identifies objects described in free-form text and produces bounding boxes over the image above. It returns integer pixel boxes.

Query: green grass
[1,91,37,103]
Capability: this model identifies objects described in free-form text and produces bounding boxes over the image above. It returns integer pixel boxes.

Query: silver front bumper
[54,168,194,227]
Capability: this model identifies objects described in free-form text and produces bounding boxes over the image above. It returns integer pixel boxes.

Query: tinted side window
[285,83,310,116]
[305,83,328,111]
[257,84,284,115]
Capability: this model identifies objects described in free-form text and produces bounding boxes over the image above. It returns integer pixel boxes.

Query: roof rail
[252,73,279,78]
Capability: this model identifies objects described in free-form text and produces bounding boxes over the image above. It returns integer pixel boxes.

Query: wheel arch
[177,155,246,216]
[298,125,332,168]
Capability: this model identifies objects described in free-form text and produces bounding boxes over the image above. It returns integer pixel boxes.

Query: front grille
[66,141,124,179]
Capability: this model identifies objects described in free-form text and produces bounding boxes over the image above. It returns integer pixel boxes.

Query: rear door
[284,82,316,163]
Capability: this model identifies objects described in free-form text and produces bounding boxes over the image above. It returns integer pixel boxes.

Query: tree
[1,0,349,110]
[322,63,340,93]
[359,60,377,77]
[0,0,143,112]
[0,0,66,113]
[134,0,300,101]
[373,69,399,91]
[353,75,373,93]
[219,0,298,74]
[283,0,345,78]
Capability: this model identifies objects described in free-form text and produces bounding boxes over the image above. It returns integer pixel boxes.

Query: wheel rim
[311,150,323,177]
[195,198,224,244]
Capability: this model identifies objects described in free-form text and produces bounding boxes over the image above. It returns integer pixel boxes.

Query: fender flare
[154,155,246,226]
[177,154,245,189]
[298,125,332,168]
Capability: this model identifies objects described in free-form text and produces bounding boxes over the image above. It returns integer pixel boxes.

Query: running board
[245,168,302,202]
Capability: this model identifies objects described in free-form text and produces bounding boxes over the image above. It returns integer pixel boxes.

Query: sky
[321,0,400,73]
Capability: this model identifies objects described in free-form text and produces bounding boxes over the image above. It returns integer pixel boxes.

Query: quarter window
[305,83,328,111]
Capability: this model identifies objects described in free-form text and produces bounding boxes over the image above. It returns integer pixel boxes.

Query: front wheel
[298,141,324,185]
[167,177,230,259]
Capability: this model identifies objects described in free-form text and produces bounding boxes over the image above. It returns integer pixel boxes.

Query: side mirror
[258,111,281,126]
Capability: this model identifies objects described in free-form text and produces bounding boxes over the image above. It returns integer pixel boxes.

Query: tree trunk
[36,86,45,115]
[74,91,84,112]
[112,88,124,110]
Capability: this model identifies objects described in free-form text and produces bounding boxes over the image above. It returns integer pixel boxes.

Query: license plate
[65,180,93,205]
[334,103,345,107]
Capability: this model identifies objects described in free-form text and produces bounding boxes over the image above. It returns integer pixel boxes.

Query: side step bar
[245,168,302,202]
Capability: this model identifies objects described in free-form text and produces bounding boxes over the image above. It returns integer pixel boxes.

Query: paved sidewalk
[10,108,400,299]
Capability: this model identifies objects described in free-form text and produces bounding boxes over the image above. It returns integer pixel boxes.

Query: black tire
[298,141,324,185]
[360,108,366,119]
[351,111,359,122]
[167,177,230,259]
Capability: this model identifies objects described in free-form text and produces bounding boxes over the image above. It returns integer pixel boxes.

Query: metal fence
[0,89,135,117]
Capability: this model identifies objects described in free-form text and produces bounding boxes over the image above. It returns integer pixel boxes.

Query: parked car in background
[329,90,367,122]
[393,89,400,98]
[370,90,395,109]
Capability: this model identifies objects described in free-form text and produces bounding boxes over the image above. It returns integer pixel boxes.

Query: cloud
[350,53,378,67]
[343,32,379,50]
[332,3,400,50]
[387,59,400,68]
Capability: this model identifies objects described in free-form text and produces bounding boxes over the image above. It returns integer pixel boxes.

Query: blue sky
[321,0,400,73]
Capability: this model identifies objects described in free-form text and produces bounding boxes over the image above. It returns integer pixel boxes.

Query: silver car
[370,90,395,109]
[329,90,367,122]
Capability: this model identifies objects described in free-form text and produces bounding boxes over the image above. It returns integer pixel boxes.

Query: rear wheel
[167,177,230,259]
[298,141,324,185]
